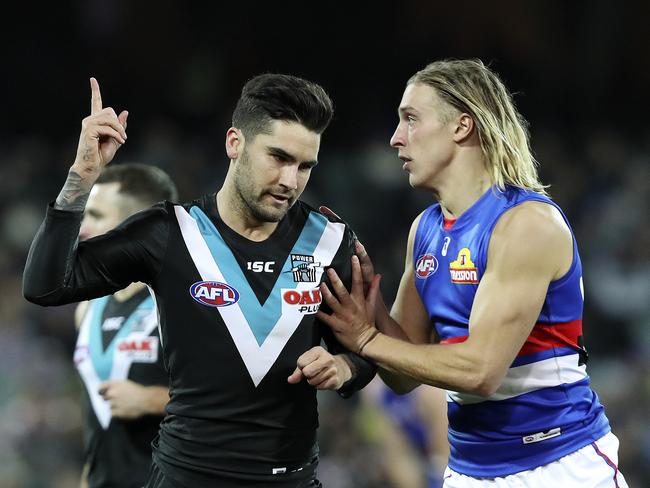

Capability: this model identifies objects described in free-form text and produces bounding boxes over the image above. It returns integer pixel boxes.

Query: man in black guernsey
[74,163,177,487]
[24,74,375,487]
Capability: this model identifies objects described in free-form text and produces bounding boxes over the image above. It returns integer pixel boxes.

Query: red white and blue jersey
[413,186,610,478]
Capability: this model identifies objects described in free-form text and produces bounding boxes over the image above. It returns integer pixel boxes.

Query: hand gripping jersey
[23,194,375,486]
[412,186,610,478]
[74,289,167,487]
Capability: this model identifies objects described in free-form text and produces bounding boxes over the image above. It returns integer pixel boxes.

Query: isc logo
[247,261,275,273]
[190,281,240,307]
[415,253,438,279]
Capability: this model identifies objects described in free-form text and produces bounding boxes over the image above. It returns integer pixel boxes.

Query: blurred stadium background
[1,1,649,486]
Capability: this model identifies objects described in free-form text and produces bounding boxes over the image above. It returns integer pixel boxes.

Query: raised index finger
[90,77,103,114]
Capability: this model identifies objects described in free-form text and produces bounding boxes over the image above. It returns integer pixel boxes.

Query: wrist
[142,386,168,416]
[54,167,95,211]
[69,164,101,188]
[337,354,355,388]
[358,328,380,356]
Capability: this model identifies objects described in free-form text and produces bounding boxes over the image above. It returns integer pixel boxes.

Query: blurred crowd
[0,123,648,487]
[2,1,649,486]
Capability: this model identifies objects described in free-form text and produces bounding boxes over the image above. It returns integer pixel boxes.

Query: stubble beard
[234,152,292,223]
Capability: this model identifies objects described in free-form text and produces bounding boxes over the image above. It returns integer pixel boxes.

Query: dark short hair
[232,73,334,138]
[96,163,178,205]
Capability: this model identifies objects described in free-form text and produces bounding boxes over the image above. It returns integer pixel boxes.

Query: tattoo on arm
[54,170,91,211]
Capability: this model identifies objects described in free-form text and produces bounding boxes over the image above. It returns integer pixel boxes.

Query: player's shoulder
[74,300,90,330]
[169,193,211,212]
[497,199,570,242]
[490,200,573,273]
[298,201,356,233]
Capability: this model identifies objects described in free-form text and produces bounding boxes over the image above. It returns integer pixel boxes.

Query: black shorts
[144,460,323,488]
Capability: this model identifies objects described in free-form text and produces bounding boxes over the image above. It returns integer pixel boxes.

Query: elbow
[22,284,44,305]
[390,383,418,396]
[22,282,65,307]
[463,369,501,397]
[23,289,52,306]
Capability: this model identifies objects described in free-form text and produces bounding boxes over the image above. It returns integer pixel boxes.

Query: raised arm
[57,77,128,212]
[23,79,167,305]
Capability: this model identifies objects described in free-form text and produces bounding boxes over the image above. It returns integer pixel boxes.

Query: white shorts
[443,432,628,488]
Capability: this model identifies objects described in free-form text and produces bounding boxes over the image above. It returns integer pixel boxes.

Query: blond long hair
[409,59,547,194]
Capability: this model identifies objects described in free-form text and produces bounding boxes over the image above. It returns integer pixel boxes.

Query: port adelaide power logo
[290,254,320,283]
[190,281,240,307]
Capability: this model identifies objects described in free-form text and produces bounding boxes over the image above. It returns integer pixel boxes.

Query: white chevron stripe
[447,353,587,405]
[174,205,345,387]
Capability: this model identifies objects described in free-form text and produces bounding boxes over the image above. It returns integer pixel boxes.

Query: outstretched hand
[317,255,382,354]
[73,78,128,184]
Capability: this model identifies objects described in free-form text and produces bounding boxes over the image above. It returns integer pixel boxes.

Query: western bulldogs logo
[190,281,240,307]
[290,254,320,283]
[415,254,438,279]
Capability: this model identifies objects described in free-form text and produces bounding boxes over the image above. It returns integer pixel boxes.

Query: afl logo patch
[190,281,240,307]
[415,254,438,279]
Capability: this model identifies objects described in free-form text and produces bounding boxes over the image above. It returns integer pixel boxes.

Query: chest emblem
[449,248,479,284]
[291,254,320,282]
[415,253,439,279]
[190,281,240,307]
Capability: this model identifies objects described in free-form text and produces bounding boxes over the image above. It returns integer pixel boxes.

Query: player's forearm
[375,308,426,393]
[23,204,84,305]
[377,303,413,342]
[363,333,498,396]
[54,167,95,212]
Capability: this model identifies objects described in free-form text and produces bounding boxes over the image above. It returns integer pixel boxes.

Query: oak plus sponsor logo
[190,281,240,307]
[116,337,158,362]
[415,253,438,279]
[449,248,479,284]
[282,288,322,315]
[290,254,320,283]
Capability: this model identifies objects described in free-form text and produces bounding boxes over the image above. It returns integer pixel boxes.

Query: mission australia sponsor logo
[415,253,439,279]
[290,254,320,283]
[281,288,322,315]
[449,247,480,284]
[190,281,240,307]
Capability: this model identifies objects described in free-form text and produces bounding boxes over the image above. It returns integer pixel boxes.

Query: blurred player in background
[318,59,628,487]
[74,163,176,487]
[362,379,449,488]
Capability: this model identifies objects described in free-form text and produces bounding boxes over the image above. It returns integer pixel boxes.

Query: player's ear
[452,113,474,143]
[226,127,244,160]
